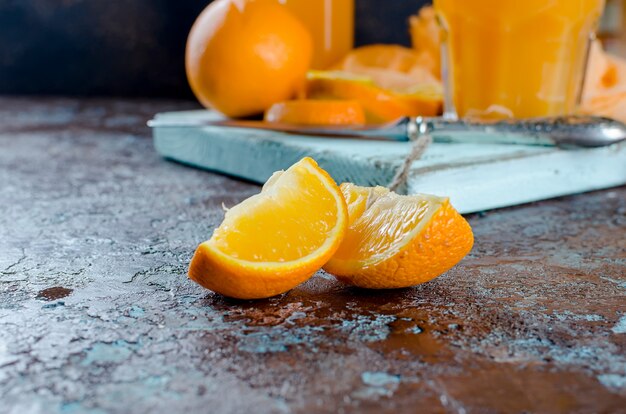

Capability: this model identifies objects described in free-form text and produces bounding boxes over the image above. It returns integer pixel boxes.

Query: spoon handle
[415,115,626,148]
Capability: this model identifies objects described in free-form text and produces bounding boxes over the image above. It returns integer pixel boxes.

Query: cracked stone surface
[1,97,625,413]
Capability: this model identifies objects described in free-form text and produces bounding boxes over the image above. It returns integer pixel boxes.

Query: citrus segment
[332,44,441,91]
[306,71,442,122]
[339,183,390,227]
[188,157,348,299]
[264,100,366,125]
[409,6,441,79]
[580,40,626,123]
[323,184,473,289]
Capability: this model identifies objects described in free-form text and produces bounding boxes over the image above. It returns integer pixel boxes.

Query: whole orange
[185,0,313,118]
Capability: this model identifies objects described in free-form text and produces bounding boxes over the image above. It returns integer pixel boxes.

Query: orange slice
[264,99,366,125]
[323,183,473,289]
[332,44,440,89]
[188,157,348,299]
[306,70,442,122]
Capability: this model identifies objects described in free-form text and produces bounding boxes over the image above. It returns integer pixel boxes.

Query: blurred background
[0,0,622,99]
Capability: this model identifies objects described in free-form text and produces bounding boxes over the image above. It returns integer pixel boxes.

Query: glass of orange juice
[434,0,605,119]
[278,0,354,69]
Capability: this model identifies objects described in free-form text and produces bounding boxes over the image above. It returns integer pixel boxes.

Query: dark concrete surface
[1,97,625,413]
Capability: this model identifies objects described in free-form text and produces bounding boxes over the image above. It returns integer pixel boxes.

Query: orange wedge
[332,44,440,90]
[306,70,442,122]
[264,100,366,125]
[409,6,441,79]
[188,157,348,299]
[580,39,626,123]
[323,183,473,289]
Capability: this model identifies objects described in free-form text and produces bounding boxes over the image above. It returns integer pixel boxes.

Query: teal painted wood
[153,110,626,214]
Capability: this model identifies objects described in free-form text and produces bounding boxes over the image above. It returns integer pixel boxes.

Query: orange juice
[278,0,354,69]
[435,0,605,118]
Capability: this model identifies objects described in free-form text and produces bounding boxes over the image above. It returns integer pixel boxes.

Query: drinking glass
[278,0,354,69]
[434,0,606,119]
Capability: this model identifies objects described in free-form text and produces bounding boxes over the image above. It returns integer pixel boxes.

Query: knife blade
[147,115,626,148]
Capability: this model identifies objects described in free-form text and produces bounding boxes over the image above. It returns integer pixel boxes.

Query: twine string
[387,127,433,192]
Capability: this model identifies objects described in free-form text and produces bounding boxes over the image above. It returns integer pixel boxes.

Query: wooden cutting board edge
[153,111,626,214]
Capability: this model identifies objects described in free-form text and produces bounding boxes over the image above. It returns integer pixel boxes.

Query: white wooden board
[153,110,626,214]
